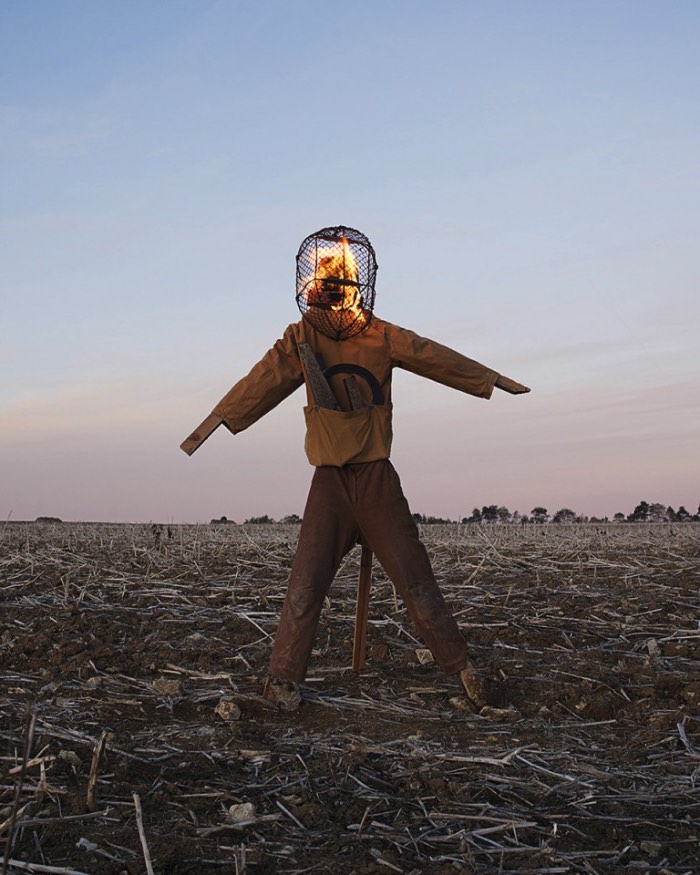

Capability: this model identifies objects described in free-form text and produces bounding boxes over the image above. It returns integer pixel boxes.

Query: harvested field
[1,521,699,875]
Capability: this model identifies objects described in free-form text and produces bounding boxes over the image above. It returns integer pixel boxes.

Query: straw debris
[1,521,698,873]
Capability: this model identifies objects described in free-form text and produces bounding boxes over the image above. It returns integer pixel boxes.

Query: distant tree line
[445,500,699,525]
[211,514,302,525]
[208,501,699,526]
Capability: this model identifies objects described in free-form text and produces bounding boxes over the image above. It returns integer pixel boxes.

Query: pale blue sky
[2,0,699,522]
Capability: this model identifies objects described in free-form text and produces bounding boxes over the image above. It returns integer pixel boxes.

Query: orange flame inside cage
[305,238,360,309]
[301,237,367,335]
[296,225,377,340]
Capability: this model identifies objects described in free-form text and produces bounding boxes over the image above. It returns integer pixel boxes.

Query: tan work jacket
[212,316,499,467]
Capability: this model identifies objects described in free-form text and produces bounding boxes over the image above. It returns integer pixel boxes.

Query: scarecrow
[181,225,529,711]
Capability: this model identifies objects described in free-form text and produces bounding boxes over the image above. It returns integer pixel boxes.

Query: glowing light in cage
[296,225,377,340]
[300,237,366,332]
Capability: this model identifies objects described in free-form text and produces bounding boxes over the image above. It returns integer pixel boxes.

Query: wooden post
[352,542,373,672]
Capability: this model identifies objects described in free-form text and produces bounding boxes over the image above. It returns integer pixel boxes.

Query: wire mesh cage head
[296,225,378,340]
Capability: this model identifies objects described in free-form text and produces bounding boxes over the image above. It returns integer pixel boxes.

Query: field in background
[1,522,699,875]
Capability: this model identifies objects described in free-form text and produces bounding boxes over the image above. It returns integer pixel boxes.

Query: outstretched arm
[387,322,531,399]
[495,374,530,395]
[180,324,304,456]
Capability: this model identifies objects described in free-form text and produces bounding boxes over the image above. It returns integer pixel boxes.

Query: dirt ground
[1,522,699,875]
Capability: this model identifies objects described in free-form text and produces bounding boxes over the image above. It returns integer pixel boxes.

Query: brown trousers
[268,459,470,682]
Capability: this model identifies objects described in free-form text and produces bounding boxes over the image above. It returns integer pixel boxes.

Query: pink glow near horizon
[2,3,699,522]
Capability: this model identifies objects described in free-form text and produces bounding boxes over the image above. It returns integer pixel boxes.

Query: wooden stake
[352,543,373,672]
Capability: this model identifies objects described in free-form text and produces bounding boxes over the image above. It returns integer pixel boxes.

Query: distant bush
[35,516,63,523]
[210,516,236,525]
[412,513,455,524]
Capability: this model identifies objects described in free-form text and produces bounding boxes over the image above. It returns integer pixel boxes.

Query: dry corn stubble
[0,520,699,874]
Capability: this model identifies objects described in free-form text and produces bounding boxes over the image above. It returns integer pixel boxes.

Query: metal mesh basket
[296,225,377,340]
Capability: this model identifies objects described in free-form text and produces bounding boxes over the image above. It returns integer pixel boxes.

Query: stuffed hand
[495,375,530,395]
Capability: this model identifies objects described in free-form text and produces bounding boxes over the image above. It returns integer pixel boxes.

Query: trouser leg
[268,467,359,682]
[355,461,469,675]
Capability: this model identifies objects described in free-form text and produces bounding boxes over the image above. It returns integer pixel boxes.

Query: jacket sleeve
[211,324,305,434]
[386,322,499,399]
